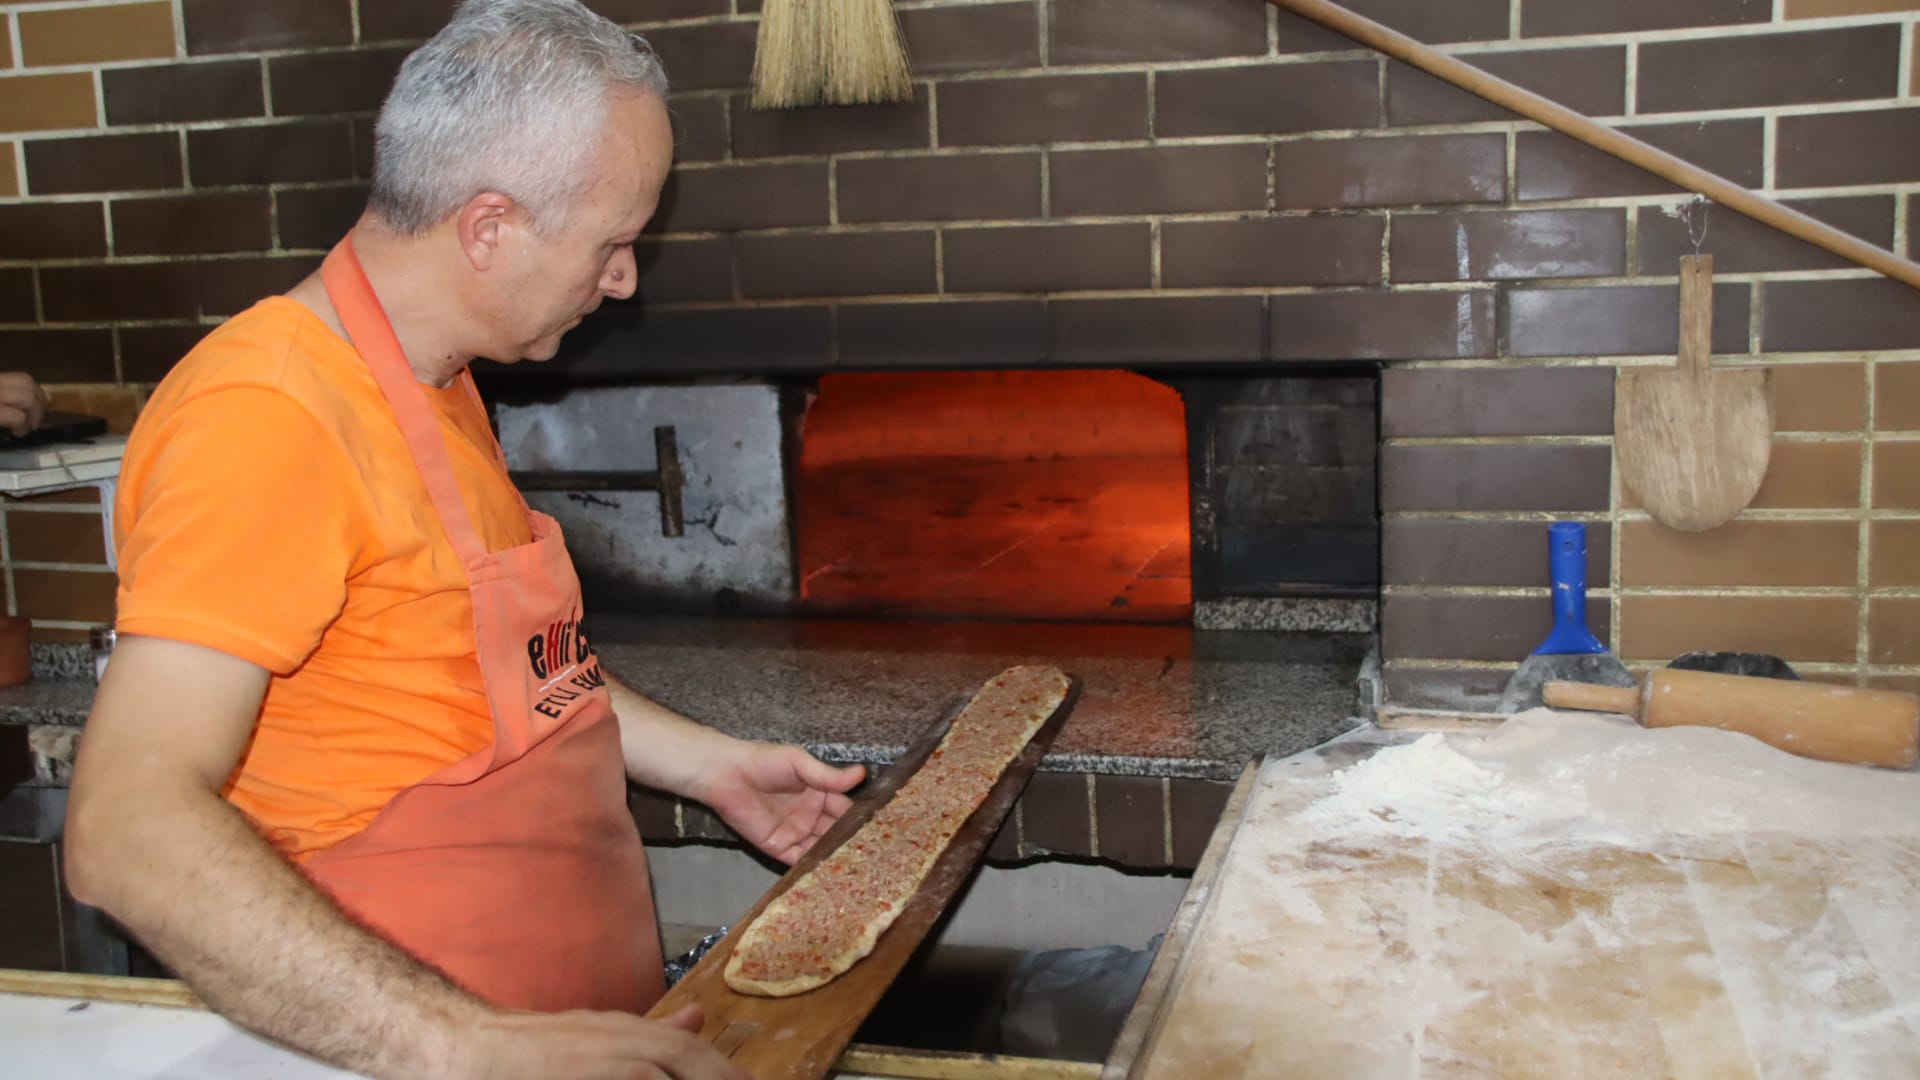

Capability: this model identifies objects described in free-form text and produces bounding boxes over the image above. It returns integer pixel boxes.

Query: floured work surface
[1133,712,1920,1079]
[650,673,1080,1080]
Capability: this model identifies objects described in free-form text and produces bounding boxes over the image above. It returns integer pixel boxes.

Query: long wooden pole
[1266,0,1920,292]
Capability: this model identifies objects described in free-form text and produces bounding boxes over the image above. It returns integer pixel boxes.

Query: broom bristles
[749,0,812,109]
[751,0,913,110]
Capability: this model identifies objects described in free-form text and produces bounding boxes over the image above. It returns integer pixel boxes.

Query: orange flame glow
[796,370,1192,622]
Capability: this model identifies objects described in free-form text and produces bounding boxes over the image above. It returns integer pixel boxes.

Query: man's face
[488,90,673,363]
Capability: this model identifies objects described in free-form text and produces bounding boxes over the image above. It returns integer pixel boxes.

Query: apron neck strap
[321,239,492,567]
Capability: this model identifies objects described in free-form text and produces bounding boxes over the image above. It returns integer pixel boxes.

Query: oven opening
[794,370,1192,623]
[495,368,1379,633]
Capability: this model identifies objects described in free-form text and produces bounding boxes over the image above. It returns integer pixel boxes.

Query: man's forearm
[65,780,482,1080]
[605,675,866,866]
[605,674,741,800]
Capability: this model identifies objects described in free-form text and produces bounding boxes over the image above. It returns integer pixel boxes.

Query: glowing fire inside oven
[796,370,1192,622]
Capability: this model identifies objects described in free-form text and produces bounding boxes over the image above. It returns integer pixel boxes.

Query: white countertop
[0,991,361,1079]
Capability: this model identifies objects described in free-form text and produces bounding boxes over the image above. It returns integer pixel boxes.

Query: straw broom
[751,0,913,109]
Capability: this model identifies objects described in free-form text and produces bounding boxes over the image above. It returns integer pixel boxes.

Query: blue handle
[1535,521,1606,655]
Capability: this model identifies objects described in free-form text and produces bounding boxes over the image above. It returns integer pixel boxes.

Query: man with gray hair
[64,3,857,1076]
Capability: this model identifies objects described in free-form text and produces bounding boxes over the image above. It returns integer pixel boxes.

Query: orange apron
[300,240,664,1014]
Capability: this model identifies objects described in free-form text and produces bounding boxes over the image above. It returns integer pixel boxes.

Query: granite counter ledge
[0,620,1372,868]
[0,680,94,796]
[592,614,1373,782]
[0,663,90,839]
[0,615,1375,786]
[0,643,99,728]
[0,680,95,729]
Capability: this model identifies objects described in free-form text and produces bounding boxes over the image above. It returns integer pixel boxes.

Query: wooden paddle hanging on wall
[1615,255,1772,532]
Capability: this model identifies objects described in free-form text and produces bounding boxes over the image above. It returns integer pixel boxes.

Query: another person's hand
[699,741,866,865]
[0,372,50,437]
[445,1003,746,1080]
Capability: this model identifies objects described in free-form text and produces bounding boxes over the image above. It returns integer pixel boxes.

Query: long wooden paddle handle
[1264,0,1920,292]
[1679,254,1712,379]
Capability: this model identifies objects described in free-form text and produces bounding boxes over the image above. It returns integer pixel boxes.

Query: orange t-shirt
[114,296,532,861]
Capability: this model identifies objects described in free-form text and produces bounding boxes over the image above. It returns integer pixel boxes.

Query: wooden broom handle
[1263,0,1920,292]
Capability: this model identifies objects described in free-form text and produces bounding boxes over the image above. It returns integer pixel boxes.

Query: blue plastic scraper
[1496,521,1635,713]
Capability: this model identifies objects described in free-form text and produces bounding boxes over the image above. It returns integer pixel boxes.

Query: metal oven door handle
[508,425,685,538]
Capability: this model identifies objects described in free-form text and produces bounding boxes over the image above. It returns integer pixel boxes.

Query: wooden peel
[1615,256,1772,532]
[1544,670,1920,769]
[649,678,1081,1080]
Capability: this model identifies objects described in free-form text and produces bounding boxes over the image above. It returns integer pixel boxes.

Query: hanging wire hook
[1681,194,1710,256]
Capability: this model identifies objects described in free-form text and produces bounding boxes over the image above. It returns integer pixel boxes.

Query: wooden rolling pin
[1545,670,1920,770]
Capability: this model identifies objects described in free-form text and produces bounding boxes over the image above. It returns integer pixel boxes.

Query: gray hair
[368,0,669,234]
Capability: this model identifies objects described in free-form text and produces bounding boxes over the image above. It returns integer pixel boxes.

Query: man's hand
[449,1003,747,1080]
[695,742,866,865]
[0,372,50,436]
[605,674,866,863]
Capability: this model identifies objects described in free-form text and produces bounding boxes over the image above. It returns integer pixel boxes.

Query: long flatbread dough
[723,665,1072,997]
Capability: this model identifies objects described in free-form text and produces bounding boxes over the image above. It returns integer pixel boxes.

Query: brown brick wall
[0,0,1917,695]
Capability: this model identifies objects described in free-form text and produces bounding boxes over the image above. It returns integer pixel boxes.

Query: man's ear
[456,192,516,271]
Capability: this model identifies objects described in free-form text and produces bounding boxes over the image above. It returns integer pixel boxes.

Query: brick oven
[467,0,1920,712]
[0,0,1918,1049]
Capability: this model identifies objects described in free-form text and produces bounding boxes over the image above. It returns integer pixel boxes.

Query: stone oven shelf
[0,615,1372,787]
[594,614,1371,781]
[0,679,94,730]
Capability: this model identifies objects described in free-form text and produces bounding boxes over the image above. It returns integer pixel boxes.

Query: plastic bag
[996,934,1163,1060]
[665,925,729,987]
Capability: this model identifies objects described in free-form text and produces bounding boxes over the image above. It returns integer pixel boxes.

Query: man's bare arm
[605,674,862,864]
[604,674,739,797]
[66,635,742,1080]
